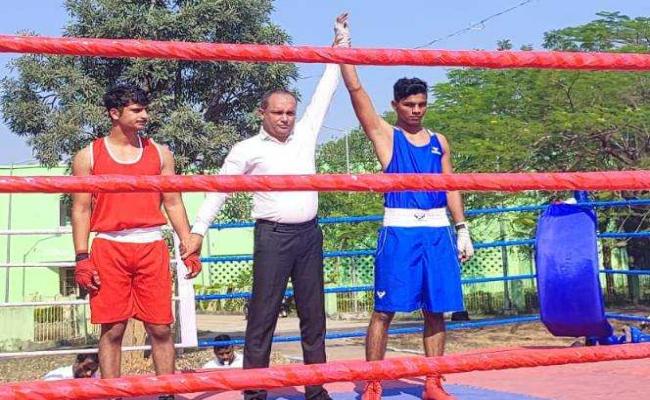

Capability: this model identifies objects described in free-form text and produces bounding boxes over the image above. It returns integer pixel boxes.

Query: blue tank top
[384,128,447,209]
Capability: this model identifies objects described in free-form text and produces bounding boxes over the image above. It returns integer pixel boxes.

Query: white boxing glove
[334,13,351,48]
[455,222,474,262]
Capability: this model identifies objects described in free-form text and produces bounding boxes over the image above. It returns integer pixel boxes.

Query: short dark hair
[213,334,233,351]
[393,78,428,102]
[103,84,150,111]
[75,353,99,364]
[260,89,297,109]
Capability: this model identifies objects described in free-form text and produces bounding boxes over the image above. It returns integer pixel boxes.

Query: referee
[182,18,349,400]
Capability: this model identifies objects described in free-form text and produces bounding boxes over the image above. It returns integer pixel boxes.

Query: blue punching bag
[534,203,613,338]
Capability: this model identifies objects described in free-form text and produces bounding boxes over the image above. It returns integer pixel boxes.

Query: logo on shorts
[431,146,442,155]
[376,290,386,299]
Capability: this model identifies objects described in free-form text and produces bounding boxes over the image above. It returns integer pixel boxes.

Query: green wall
[0,165,70,302]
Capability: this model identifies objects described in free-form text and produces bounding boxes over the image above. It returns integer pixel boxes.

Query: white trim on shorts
[383,207,450,228]
[95,226,164,243]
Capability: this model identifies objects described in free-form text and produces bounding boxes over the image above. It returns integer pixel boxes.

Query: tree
[536,12,650,172]
[537,12,650,280]
[427,12,649,173]
[426,11,650,283]
[497,39,513,51]
[1,0,297,172]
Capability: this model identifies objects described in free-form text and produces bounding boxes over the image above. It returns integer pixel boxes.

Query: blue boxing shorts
[373,225,464,313]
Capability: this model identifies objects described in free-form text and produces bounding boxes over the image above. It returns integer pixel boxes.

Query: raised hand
[334,12,350,48]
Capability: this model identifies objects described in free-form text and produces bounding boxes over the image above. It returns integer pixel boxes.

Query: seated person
[202,335,243,369]
[43,353,99,380]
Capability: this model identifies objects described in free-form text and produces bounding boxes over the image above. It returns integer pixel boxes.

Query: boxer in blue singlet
[335,14,474,400]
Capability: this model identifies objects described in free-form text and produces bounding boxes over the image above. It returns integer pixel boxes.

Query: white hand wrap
[334,18,351,48]
[456,224,474,261]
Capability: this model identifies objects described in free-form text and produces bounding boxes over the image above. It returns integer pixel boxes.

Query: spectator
[43,353,99,380]
[202,335,243,369]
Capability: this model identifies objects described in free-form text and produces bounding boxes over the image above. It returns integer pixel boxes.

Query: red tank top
[90,136,167,232]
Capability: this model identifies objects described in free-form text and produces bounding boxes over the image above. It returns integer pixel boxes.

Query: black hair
[103,84,150,111]
[393,77,428,102]
[213,334,233,350]
[75,353,99,364]
[260,89,297,109]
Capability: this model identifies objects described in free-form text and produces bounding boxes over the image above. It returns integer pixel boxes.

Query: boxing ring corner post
[173,233,198,348]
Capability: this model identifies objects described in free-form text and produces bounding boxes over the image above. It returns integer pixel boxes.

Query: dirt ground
[2,306,648,384]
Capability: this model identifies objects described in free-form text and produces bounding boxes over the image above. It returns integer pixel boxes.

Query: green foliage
[428,12,650,175]
[219,193,253,222]
[543,12,650,52]
[317,129,383,250]
[1,0,297,172]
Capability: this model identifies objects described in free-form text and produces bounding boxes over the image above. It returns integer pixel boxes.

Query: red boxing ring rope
[1,34,649,70]
[2,344,649,400]
[0,171,648,193]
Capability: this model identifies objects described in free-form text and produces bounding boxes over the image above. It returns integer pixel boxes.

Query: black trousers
[243,219,329,400]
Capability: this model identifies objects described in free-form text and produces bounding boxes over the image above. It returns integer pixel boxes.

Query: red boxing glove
[183,254,202,279]
[75,255,100,292]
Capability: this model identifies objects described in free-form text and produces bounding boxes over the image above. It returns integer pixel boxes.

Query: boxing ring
[1,34,650,399]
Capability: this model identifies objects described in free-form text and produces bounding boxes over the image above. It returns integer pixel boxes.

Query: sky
[0,0,648,165]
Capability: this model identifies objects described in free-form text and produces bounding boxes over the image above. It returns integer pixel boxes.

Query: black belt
[255,218,318,230]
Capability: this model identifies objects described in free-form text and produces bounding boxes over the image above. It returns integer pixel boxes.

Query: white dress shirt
[202,352,244,369]
[43,365,74,380]
[43,365,99,380]
[191,64,340,236]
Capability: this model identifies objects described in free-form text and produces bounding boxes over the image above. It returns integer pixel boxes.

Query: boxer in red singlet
[71,84,201,396]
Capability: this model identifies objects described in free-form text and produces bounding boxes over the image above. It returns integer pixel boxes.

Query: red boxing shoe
[422,375,455,400]
[361,381,382,400]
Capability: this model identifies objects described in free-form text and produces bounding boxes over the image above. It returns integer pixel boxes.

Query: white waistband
[383,207,450,227]
[95,226,164,243]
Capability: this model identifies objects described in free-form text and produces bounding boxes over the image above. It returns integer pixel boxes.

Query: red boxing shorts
[89,238,173,325]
